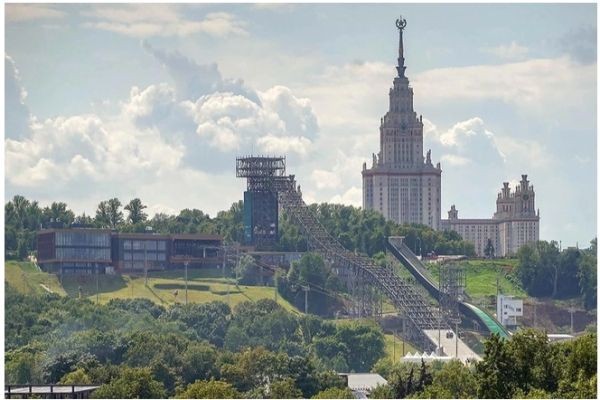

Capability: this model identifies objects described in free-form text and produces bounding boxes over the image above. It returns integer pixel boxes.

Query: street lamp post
[184,260,189,305]
[438,263,442,355]
[416,237,421,257]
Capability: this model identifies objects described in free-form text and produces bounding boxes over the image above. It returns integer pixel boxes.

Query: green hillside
[425,258,524,299]
[5,261,66,296]
[5,262,299,312]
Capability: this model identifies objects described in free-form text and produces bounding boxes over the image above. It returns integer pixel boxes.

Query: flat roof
[37,228,112,234]
[171,234,222,240]
[338,373,387,391]
[112,233,170,240]
[5,385,100,394]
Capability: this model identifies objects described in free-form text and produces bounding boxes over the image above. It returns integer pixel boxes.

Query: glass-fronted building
[111,233,170,272]
[37,229,224,274]
[37,229,112,274]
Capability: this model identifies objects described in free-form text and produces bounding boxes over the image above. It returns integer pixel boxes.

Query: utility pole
[144,241,148,286]
[393,330,396,363]
[569,304,575,334]
[455,321,459,359]
[96,264,99,305]
[302,285,310,314]
[438,263,442,356]
[274,270,278,303]
[227,249,231,308]
[402,318,406,357]
[184,260,189,305]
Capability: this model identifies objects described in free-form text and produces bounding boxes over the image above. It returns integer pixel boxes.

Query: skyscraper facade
[362,18,442,229]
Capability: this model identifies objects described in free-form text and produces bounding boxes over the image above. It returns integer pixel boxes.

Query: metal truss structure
[236,156,447,351]
[439,264,466,324]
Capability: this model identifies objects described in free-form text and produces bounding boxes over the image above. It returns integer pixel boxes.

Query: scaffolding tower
[439,264,466,324]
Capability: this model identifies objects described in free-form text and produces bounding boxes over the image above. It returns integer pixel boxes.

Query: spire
[395,17,407,77]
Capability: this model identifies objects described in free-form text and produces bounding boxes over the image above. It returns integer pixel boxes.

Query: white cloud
[82,5,247,38]
[482,41,529,60]
[440,154,471,166]
[143,42,260,103]
[412,57,595,116]
[6,4,66,22]
[260,86,318,138]
[257,135,312,156]
[311,169,342,190]
[493,135,549,168]
[329,186,362,207]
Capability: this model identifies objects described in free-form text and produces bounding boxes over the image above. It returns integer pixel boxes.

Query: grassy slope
[384,333,417,361]
[424,258,524,299]
[5,261,66,296]
[5,262,299,312]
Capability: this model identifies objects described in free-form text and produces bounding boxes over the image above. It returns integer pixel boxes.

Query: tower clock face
[522,194,529,201]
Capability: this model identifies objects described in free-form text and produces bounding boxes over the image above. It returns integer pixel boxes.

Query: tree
[125,198,148,224]
[235,255,257,284]
[219,347,289,393]
[106,198,124,229]
[369,384,395,399]
[578,239,597,309]
[475,334,516,398]
[269,377,303,398]
[484,238,495,259]
[95,201,111,228]
[160,301,231,347]
[177,380,241,399]
[418,359,477,398]
[557,332,597,397]
[12,195,30,229]
[43,202,75,226]
[334,321,385,372]
[506,329,560,394]
[181,342,219,384]
[92,367,166,399]
[311,387,354,399]
[59,368,92,385]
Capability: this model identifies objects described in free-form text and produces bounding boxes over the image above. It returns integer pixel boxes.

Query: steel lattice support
[237,156,447,351]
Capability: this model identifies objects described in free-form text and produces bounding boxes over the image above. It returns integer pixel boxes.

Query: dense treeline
[370,329,597,399]
[4,195,244,259]
[516,239,597,309]
[5,284,385,398]
[369,329,596,399]
[279,203,475,256]
[6,281,596,399]
[5,195,475,259]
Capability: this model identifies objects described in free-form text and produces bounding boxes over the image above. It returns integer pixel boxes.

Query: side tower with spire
[362,17,442,229]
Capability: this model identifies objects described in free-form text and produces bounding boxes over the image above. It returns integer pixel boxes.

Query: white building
[362,18,442,230]
[496,294,523,327]
[338,373,388,399]
[441,175,540,257]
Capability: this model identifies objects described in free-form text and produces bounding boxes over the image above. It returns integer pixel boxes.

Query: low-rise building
[37,228,112,274]
[496,294,523,328]
[37,228,223,274]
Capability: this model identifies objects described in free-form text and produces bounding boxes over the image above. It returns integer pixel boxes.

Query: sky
[4,3,597,247]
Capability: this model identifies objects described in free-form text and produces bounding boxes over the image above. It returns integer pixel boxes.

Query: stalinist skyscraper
[362,17,442,229]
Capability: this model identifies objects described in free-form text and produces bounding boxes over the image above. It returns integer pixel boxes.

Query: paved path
[423,329,482,362]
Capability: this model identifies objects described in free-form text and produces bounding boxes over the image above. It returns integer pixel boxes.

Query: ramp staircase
[278,187,446,349]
